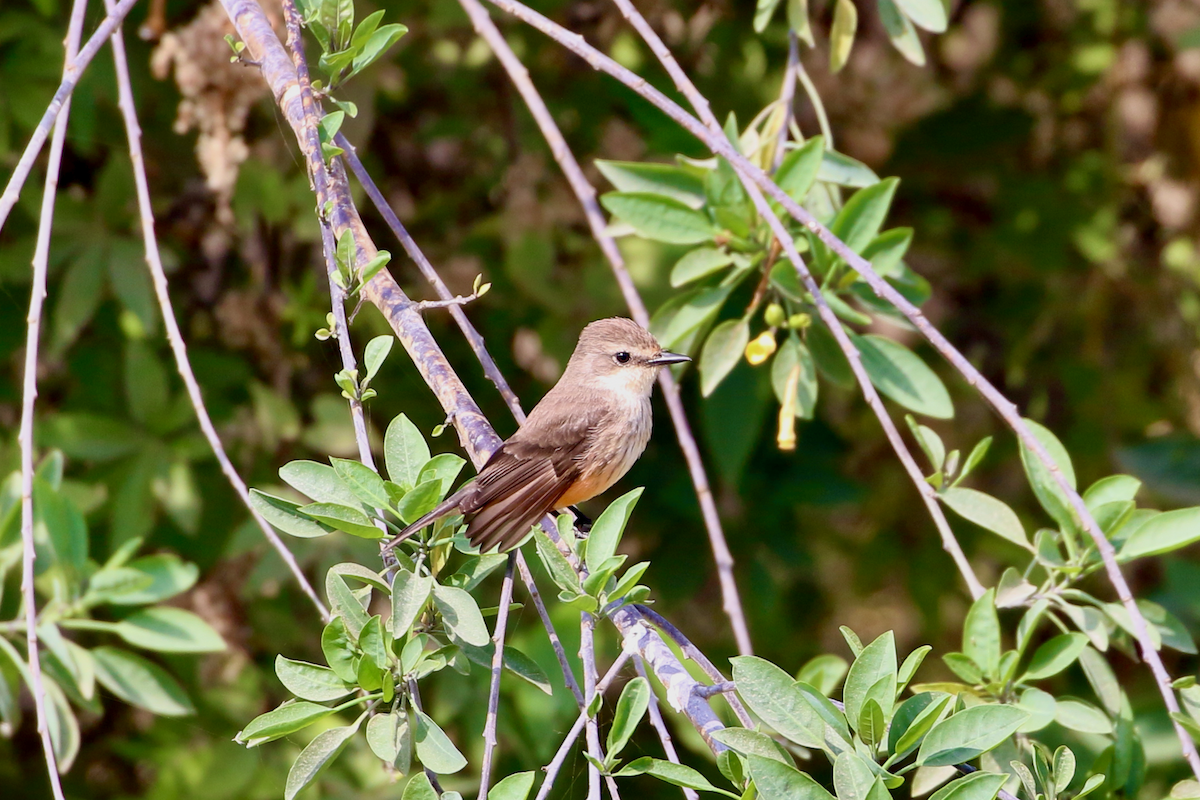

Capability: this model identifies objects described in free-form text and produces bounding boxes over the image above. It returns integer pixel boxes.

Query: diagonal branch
[0,0,142,236]
[19,2,91,795]
[455,0,754,656]
[479,553,517,799]
[634,655,700,800]
[104,0,329,622]
[478,0,1200,773]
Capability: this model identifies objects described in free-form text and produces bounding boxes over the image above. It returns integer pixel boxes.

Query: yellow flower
[745,331,777,366]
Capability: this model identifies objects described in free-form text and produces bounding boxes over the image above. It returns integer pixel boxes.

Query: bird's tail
[380,491,465,553]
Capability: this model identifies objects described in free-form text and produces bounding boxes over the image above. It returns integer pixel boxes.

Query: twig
[772,33,800,173]
[694,682,735,699]
[581,612,604,800]
[337,135,526,420]
[410,293,485,312]
[479,554,517,800]
[486,0,1200,774]
[633,605,752,729]
[794,58,833,150]
[516,552,585,705]
[456,0,754,657]
[634,655,699,800]
[18,2,91,794]
[0,0,142,236]
[535,652,631,800]
[104,0,329,622]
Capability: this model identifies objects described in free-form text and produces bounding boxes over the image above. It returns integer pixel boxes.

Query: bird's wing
[460,401,604,552]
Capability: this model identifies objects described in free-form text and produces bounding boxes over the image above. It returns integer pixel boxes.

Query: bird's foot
[568,505,592,535]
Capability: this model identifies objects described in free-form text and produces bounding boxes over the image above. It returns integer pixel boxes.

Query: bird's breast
[556,396,652,509]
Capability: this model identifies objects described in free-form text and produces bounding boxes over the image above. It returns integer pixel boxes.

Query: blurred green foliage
[3,0,1200,797]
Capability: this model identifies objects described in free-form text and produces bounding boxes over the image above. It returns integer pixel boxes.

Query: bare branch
[694,682,736,699]
[455,0,754,656]
[0,0,141,236]
[581,612,603,800]
[634,655,700,800]
[479,554,517,799]
[18,2,91,794]
[106,0,329,621]
[516,552,584,706]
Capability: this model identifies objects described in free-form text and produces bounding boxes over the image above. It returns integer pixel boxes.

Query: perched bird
[385,317,689,554]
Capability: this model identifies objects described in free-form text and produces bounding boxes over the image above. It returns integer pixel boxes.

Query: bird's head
[566,317,690,397]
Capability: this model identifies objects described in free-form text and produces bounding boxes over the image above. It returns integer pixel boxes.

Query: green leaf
[360,615,390,669]
[828,0,858,73]
[942,488,1029,549]
[957,438,993,485]
[843,631,896,735]
[280,460,363,507]
[1120,507,1200,561]
[302,502,382,538]
[607,677,650,760]
[700,319,750,396]
[671,247,734,287]
[321,616,358,682]
[326,572,370,638]
[275,656,355,702]
[712,727,796,765]
[601,192,717,244]
[250,490,333,538]
[1084,474,1141,510]
[412,708,467,774]
[808,320,854,388]
[114,607,225,653]
[585,488,643,574]
[595,161,706,208]
[774,137,824,203]
[237,701,337,746]
[796,654,848,696]
[615,757,738,796]
[110,554,198,605]
[731,656,825,749]
[1053,745,1076,792]
[942,653,983,684]
[42,413,143,461]
[92,646,194,716]
[771,336,818,419]
[747,754,836,800]
[1018,419,1077,532]
[489,771,537,800]
[754,0,783,32]
[861,227,913,279]
[853,334,953,419]
[928,771,1008,800]
[1015,687,1057,732]
[858,697,886,748]
[331,458,391,511]
[1078,647,1121,714]
[906,416,946,471]
[402,773,438,800]
[43,677,80,772]
[962,589,1001,679]
[347,23,408,81]
[284,716,363,800]
[916,705,1028,766]
[890,692,952,758]
[818,150,879,188]
[1054,699,1112,734]
[534,528,580,596]
[831,178,899,255]
[657,285,734,350]
[432,584,490,647]
[385,414,431,489]
[396,479,443,525]
[366,711,411,769]
[878,0,925,66]
[894,0,947,32]
[459,641,552,694]
[897,645,931,691]
[329,562,393,595]
[1022,633,1088,681]
[417,453,466,499]
[834,751,876,800]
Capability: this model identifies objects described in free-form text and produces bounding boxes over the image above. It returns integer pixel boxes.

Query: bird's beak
[647,351,691,366]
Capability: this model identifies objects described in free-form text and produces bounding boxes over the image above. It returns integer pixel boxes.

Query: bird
[384,317,690,554]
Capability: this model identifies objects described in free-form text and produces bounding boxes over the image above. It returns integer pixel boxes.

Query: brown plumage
[385,318,689,554]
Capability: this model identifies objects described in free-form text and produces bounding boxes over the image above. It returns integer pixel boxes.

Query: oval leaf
[916,705,1028,766]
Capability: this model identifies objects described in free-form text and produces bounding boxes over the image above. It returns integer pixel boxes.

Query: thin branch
[772,33,800,173]
[633,605,752,729]
[485,0,1200,773]
[0,0,142,236]
[406,678,446,794]
[581,612,603,800]
[535,651,632,800]
[693,682,735,699]
[18,1,91,793]
[516,551,585,706]
[104,0,329,622]
[634,655,699,800]
[479,553,517,800]
[455,0,754,657]
[604,0,983,600]
[410,293,485,312]
[337,135,526,420]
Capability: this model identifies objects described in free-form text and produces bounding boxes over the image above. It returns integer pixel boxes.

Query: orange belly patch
[556,467,622,509]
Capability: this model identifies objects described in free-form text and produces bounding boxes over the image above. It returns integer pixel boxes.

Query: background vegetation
[3,0,1200,798]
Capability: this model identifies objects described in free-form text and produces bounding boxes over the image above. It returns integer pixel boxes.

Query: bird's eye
[613,351,631,364]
